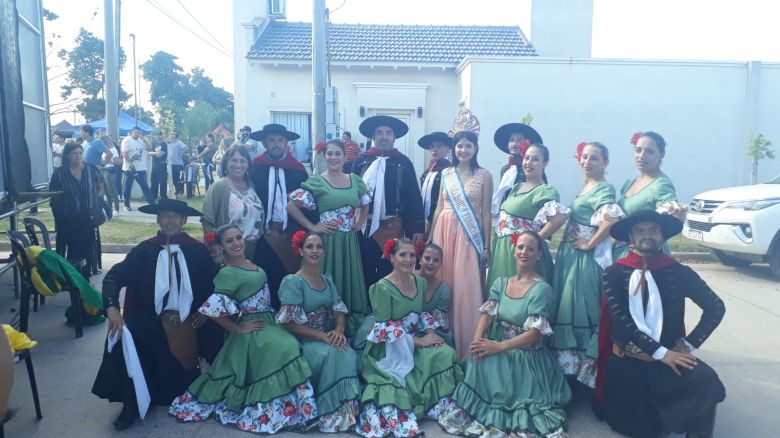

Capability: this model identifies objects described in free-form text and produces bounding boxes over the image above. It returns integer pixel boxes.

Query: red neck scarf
[145,232,202,247]
[252,152,307,172]
[428,158,451,172]
[363,147,404,158]
[615,249,676,270]
[507,155,523,166]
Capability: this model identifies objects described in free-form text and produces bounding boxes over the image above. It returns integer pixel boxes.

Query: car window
[766,174,780,184]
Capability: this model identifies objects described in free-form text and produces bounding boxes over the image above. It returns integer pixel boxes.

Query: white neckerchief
[376,334,415,387]
[265,166,288,230]
[491,164,518,216]
[154,244,193,322]
[107,327,150,419]
[628,269,664,342]
[421,170,438,219]
[362,156,387,236]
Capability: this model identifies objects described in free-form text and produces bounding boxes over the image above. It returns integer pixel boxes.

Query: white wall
[242,63,459,173]
[460,57,780,204]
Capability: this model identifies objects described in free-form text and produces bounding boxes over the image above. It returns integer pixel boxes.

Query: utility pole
[311,0,327,174]
[104,0,119,141]
[130,33,138,125]
[115,0,122,120]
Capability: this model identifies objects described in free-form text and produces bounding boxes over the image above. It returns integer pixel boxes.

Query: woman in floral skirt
[356,238,463,438]
[169,224,317,433]
[276,231,362,432]
[414,242,454,347]
[287,140,370,336]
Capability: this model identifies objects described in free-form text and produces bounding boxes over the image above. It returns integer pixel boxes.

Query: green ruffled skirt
[300,338,361,415]
[322,230,369,337]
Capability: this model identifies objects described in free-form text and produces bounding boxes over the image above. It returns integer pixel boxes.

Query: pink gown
[431,168,488,358]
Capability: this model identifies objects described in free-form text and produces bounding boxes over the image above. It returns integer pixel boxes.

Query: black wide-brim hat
[417,131,452,149]
[610,210,683,242]
[493,123,543,154]
[359,115,409,139]
[249,123,301,142]
[138,199,203,217]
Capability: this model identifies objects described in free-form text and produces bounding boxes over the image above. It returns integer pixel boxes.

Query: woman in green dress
[440,231,571,438]
[276,231,361,432]
[357,238,464,438]
[550,142,624,388]
[488,144,569,288]
[413,242,455,347]
[288,140,370,336]
[613,131,688,260]
[169,224,317,434]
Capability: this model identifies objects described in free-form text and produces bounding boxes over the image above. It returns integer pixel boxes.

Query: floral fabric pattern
[552,349,597,389]
[275,305,309,325]
[589,203,624,227]
[290,188,316,210]
[365,312,438,343]
[319,400,358,433]
[305,306,335,333]
[522,315,553,336]
[318,205,359,232]
[562,221,597,242]
[432,308,450,331]
[199,293,240,318]
[356,403,419,438]
[227,187,265,241]
[332,297,348,314]
[533,200,571,225]
[479,299,498,317]
[169,382,317,433]
[439,405,568,438]
[495,211,538,237]
[238,285,274,314]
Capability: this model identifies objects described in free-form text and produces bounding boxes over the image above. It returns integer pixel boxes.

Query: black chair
[22,218,51,308]
[8,235,84,338]
[0,347,42,438]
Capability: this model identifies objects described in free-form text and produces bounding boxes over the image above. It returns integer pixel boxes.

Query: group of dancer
[91,114,726,438]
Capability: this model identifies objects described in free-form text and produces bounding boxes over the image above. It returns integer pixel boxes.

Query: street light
[129,32,138,125]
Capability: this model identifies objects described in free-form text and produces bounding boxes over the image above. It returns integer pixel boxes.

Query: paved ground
[1,257,778,437]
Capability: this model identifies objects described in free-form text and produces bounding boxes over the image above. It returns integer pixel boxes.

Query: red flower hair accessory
[291,230,308,256]
[204,231,217,246]
[574,141,588,161]
[315,141,326,154]
[518,139,531,158]
[415,240,426,258]
[630,131,644,146]
[382,238,398,260]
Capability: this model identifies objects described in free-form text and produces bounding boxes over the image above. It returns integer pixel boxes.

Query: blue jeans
[122,170,156,207]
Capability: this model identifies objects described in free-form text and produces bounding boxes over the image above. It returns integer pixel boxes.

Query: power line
[172,0,232,56]
[142,0,232,58]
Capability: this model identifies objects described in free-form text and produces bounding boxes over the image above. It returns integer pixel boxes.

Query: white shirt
[121,137,148,172]
[52,142,65,168]
[168,140,188,166]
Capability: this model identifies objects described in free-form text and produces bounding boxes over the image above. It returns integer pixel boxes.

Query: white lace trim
[589,203,624,227]
[533,200,570,225]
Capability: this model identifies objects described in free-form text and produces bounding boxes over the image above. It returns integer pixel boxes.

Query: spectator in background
[100,134,122,216]
[150,131,168,200]
[342,131,360,172]
[196,133,217,191]
[238,125,263,159]
[212,138,231,178]
[51,134,66,168]
[81,124,113,167]
[121,127,157,211]
[49,142,104,275]
[168,131,188,199]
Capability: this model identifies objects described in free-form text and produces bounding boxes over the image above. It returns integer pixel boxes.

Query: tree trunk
[752,159,759,184]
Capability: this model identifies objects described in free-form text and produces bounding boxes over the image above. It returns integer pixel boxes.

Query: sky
[42,0,780,124]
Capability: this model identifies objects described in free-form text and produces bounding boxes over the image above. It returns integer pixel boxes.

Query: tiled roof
[247,21,537,64]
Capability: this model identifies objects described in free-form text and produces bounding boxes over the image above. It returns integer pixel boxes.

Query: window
[271,112,311,163]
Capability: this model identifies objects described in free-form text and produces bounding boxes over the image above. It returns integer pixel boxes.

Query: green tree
[123,104,155,126]
[57,28,130,120]
[747,133,775,184]
[181,101,218,145]
[521,113,534,125]
[140,51,191,106]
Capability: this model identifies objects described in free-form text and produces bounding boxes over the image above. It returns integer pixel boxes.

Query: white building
[234,0,780,202]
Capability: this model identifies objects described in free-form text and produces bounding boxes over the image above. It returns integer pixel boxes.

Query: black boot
[112,403,139,431]
[685,406,716,438]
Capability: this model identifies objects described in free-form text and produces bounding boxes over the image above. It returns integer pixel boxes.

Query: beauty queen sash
[443,169,484,266]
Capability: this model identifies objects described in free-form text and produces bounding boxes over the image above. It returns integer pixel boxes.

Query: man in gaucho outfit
[594,210,726,438]
[249,123,313,306]
[351,115,425,288]
[92,199,224,431]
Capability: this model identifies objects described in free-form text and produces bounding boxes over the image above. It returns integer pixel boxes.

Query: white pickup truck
[683,174,780,278]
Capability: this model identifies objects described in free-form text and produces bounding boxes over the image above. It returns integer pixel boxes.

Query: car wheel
[769,247,780,279]
[713,250,751,267]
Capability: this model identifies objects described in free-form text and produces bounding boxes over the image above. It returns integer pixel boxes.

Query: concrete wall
[241,63,459,173]
[459,57,780,203]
